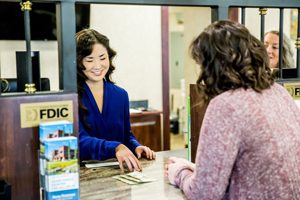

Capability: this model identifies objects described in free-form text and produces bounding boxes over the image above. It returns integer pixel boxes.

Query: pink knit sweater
[174,83,300,200]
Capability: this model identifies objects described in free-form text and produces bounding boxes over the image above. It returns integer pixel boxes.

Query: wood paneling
[0,93,78,200]
[130,111,162,151]
[190,85,208,162]
[161,6,170,150]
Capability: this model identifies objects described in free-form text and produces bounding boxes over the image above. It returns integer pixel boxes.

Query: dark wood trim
[71,0,300,8]
[130,111,162,151]
[229,7,239,21]
[297,8,300,77]
[56,2,77,92]
[161,6,170,150]
[190,85,208,162]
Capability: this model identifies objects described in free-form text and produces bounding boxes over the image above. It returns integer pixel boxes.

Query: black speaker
[16,51,41,92]
[0,179,11,200]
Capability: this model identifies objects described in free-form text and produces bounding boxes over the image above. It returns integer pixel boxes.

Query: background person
[264,30,294,69]
[165,20,300,200]
[76,29,155,172]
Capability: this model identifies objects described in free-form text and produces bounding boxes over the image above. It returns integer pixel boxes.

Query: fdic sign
[283,82,300,100]
[20,100,73,128]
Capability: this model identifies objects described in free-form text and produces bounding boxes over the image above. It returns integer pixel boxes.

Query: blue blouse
[79,81,141,160]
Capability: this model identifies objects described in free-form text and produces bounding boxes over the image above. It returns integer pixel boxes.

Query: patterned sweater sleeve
[175,96,242,200]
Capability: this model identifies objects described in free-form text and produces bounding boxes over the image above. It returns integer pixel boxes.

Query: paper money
[112,171,156,185]
[127,171,156,182]
[112,175,140,185]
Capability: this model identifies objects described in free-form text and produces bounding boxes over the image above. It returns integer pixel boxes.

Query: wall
[90,4,163,110]
[169,7,211,134]
[0,41,59,91]
[0,4,163,111]
[245,8,291,39]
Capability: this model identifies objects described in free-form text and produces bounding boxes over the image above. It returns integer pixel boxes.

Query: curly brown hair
[190,20,275,102]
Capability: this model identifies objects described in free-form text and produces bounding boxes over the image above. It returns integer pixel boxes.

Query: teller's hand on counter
[115,144,142,173]
[135,145,156,160]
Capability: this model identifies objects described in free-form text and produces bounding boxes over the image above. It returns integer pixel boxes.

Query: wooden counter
[0,93,78,200]
[130,111,162,151]
[80,149,188,200]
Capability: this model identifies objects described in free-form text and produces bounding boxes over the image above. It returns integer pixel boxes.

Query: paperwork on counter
[83,159,119,168]
[85,161,119,168]
[130,108,142,113]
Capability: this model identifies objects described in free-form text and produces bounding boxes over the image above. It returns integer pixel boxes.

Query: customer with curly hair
[165,20,300,200]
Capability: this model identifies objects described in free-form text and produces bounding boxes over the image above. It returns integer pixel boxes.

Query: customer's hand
[165,157,195,185]
[115,144,142,172]
[135,146,156,160]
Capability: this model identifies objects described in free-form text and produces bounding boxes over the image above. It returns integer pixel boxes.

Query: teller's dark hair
[76,29,117,129]
[76,28,116,86]
[190,20,275,102]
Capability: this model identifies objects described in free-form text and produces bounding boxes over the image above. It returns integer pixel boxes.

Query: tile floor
[170,133,186,150]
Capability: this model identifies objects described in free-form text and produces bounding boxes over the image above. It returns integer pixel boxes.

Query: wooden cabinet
[130,111,162,151]
[190,85,208,162]
[0,94,78,200]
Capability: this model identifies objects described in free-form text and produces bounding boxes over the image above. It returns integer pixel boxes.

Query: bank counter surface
[80,149,188,200]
